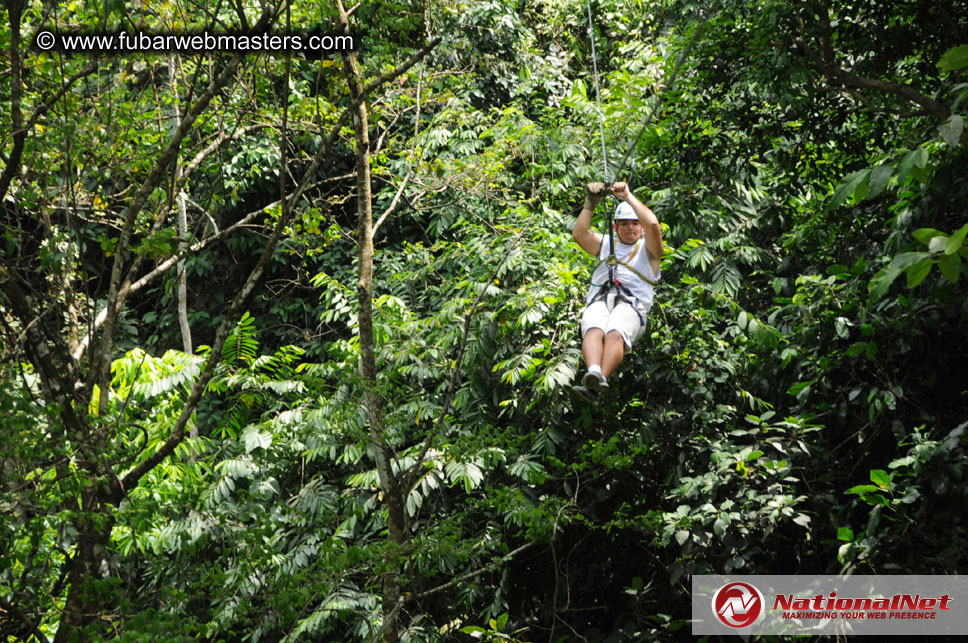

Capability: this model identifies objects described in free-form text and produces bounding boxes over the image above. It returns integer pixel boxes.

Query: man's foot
[571,385,599,404]
[582,370,609,392]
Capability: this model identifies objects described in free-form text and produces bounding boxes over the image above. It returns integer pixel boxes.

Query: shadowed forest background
[2,0,968,641]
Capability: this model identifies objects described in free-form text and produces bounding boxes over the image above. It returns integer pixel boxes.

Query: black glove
[584,182,606,211]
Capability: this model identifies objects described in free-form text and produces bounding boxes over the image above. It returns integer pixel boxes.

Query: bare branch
[365,542,536,643]
[374,64,426,234]
[92,48,250,412]
[70,173,348,363]
[411,542,535,602]
[829,69,952,123]
[373,171,413,233]
[0,594,49,643]
[176,124,269,194]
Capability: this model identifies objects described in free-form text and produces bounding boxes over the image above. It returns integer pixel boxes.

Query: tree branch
[374,64,426,234]
[411,542,535,602]
[175,124,268,195]
[120,24,439,491]
[796,10,962,142]
[0,0,25,202]
[90,4,286,414]
[365,542,536,643]
[0,594,49,643]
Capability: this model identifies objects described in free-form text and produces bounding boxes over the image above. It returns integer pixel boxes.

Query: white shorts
[581,293,648,349]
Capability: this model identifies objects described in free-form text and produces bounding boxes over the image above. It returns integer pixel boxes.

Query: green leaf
[753,324,778,350]
[929,236,949,254]
[870,469,892,489]
[905,258,934,288]
[828,169,868,210]
[846,342,868,357]
[867,164,893,198]
[828,264,849,275]
[571,77,587,99]
[866,341,878,360]
[938,254,961,283]
[896,148,928,186]
[834,316,850,339]
[939,115,964,147]
[837,526,855,541]
[869,252,931,300]
[787,381,811,401]
[913,228,946,245]
[242,426,272,452]
[851,176,870,203]
[910,164,931,183]
[945,222,968,255]
[939,44,968,72]
[869,265,901,301]
[848,484,881,494]
[713,518,727,537]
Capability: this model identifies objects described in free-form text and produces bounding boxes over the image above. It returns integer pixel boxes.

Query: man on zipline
[572,181,663,404]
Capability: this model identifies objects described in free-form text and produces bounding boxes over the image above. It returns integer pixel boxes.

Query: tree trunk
[337,2,407,641]
[0,0,25,201]
[170,55,194,357]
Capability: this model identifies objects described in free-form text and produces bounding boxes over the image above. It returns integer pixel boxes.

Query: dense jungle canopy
[2,0,968,641]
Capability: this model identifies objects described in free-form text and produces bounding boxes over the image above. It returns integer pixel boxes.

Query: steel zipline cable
[612,13,712,182]
[583,5,714,186]
[585,0,611,187]
[582,3,713,299]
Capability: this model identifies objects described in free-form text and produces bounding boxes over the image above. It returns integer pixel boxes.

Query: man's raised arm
[573,182,605,256]
[613,182,662,261]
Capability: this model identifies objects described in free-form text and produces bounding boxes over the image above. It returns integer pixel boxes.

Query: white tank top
[584,237,660,311]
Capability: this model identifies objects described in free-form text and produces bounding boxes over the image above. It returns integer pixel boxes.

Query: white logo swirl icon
[712,581,764,628]
[36,31,56,50]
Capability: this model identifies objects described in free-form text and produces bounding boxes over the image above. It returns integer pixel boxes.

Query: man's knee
[605,329,627,351]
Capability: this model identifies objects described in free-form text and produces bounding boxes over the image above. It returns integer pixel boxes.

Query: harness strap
[611,255,659,287]
[588,285,647,327]
[599,239,660,287]
[588,238,654,326]
[606,208,615,287]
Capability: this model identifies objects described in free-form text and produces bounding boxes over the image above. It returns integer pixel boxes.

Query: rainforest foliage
[2,0,968,641]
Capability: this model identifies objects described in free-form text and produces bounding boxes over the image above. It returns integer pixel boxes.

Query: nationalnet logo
[773,591,952,621]
[712,581,764,628]
[695,575,968,636]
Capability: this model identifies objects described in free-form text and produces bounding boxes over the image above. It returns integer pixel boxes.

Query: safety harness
[601,239,659,289]
[588,234,659,327]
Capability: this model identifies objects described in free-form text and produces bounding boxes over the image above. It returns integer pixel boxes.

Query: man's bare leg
[581,328,605,369]
[601,330,626,379]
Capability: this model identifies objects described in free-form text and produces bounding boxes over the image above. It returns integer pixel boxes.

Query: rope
[584,4,712,288]
[584,0,616,285]
[585,0,610,186]
[612,11,712,181]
